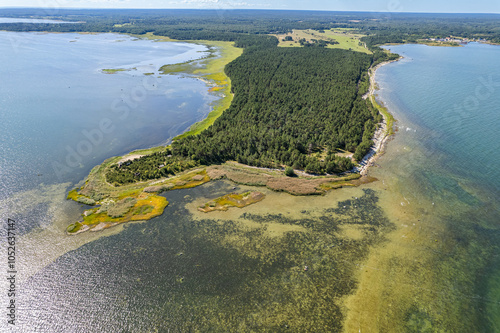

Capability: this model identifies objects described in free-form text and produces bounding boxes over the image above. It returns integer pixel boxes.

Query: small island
[66,191,168,234]
[198,191,265,213]
[101,68,129,74]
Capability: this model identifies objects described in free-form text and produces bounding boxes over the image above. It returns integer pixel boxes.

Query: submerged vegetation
[151,188,395,331]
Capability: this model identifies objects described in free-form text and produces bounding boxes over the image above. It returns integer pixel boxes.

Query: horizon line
[0,7,499,15]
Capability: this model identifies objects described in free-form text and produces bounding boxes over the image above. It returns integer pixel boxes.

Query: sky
[0,0,499,14]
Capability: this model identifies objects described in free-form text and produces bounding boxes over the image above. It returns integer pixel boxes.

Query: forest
[105,46,384,184]
[1,9,499,44]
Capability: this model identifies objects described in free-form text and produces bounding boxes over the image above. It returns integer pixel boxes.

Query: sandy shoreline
[356,58,401,175]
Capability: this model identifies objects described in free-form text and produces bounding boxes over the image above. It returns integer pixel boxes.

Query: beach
[356,58,401,175]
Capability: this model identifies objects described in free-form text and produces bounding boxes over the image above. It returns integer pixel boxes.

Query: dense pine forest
[174,48,376,170]
[106,46,381,184]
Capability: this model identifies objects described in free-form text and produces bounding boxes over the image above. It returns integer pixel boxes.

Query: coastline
[343,42,500,332]
[356,57,401,175]
[63,37,245,234]
[158,38,243,139]
[7,28,498,331]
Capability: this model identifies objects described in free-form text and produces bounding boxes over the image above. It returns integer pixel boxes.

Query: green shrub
[285,166,296,177]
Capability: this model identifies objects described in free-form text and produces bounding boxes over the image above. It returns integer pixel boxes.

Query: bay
[0,31,220,322]
[0,31,215,200]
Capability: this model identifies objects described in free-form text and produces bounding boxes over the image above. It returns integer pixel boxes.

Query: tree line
[1,9,498,44]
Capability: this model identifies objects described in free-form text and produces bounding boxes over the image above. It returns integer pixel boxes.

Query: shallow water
[343,43,500,332]
[17,180,395,332]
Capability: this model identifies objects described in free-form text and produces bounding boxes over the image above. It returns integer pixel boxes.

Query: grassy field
[274,29,371,54]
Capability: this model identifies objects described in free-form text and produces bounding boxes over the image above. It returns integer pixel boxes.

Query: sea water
[358,42,500,331]
[0,31,221,330]
[0,32,215,198]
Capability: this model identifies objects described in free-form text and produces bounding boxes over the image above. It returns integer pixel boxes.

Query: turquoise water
[379,43,500,193]
[373,42,500,331]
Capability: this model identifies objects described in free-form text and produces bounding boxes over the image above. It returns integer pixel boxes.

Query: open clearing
[273,28,371,54]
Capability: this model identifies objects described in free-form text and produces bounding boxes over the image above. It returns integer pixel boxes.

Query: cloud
[59,0,131,3]
[1,0,268,9]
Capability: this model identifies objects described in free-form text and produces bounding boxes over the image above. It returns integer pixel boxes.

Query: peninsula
[66,28,397,234]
